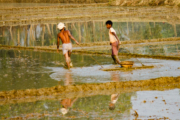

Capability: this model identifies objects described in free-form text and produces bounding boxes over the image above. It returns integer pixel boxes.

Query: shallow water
[86,41,180,57]
[130,89,180,119]
[49,58,180,83]
[0,89,179,119]
[0,21,179,47]
[1,48,180,91]
[0,48,113,91]
[125,42,180,57]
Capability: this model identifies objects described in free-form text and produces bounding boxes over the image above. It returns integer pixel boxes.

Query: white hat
[57,22,66,30]
[60,108,69,115]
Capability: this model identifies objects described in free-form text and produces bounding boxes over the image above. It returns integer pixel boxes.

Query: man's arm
[68,31,79,45]
[57,34,60,52]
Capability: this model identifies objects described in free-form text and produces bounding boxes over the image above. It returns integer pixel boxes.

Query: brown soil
[0,76,179,102]
[1,5,180,27]
[110,0,180,6]
[0,0,180,7]
[0,0,108,3]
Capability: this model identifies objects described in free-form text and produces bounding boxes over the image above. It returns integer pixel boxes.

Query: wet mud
[0,76,179,102]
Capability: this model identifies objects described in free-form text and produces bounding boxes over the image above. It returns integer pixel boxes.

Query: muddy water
[130,89,180,119]
[1,48,180,91]
[0,89,179,119]
[0,48,113,91]
[0,21,179,47]
[87,42,180,57]
[0,92,134,119]
[49,58,180,83]
[125,42,180,57]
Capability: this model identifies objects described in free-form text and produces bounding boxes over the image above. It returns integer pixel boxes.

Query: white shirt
[109,27,118,43]
[111,94,119,104]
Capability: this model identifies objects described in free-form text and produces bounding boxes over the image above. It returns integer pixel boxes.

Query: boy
[106,20,121,64]
[57,22,79,69]
[109,93,119,110]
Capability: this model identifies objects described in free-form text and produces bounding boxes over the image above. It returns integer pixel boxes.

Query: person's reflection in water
[111,72,120,82]
[60,97,78,115]
[60,70,78,115]
[109,72,120,110]
[64,70,73,86]
[109,94,119,110]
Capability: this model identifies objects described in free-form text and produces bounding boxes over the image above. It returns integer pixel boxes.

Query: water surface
[0,22,179,47]
[1,48,180,91]
[0,89,179,119]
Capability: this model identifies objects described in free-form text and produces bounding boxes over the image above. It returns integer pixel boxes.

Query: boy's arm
[110,32,121,44]
[68,31,79,45]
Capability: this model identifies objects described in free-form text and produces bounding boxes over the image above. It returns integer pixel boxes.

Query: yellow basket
[120,61,134,68]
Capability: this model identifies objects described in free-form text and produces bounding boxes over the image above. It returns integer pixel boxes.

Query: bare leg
[64,52,70,69]
[111,55,117,64]
[113,55,121,64]
[68,51,71,63]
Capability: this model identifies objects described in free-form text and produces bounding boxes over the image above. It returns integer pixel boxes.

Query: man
[106,20,121,64]
[57,22,79,69]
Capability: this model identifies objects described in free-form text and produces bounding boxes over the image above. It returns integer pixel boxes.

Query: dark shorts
[111,41,119,55]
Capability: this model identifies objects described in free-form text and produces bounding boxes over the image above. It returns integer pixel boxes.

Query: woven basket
[120,61,134,68]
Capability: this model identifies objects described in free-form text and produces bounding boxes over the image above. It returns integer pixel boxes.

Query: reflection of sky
[82,42,180,57]
[1,21,179,47]
[46,58,180,83]
[36,24,42,39]
[130,89,180,119]
[47,66,111,83]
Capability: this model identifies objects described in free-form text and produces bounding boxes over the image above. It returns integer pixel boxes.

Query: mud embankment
[0,0,108,3]
[0,76,179,101]
[1,5,179,27]
[1,0,180,7]
[110,0,180,6]
[102,65,154,71]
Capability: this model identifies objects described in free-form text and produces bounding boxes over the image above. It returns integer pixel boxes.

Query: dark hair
[109,105,115,110]
[60,28,66,31]
[106,20,113,26]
